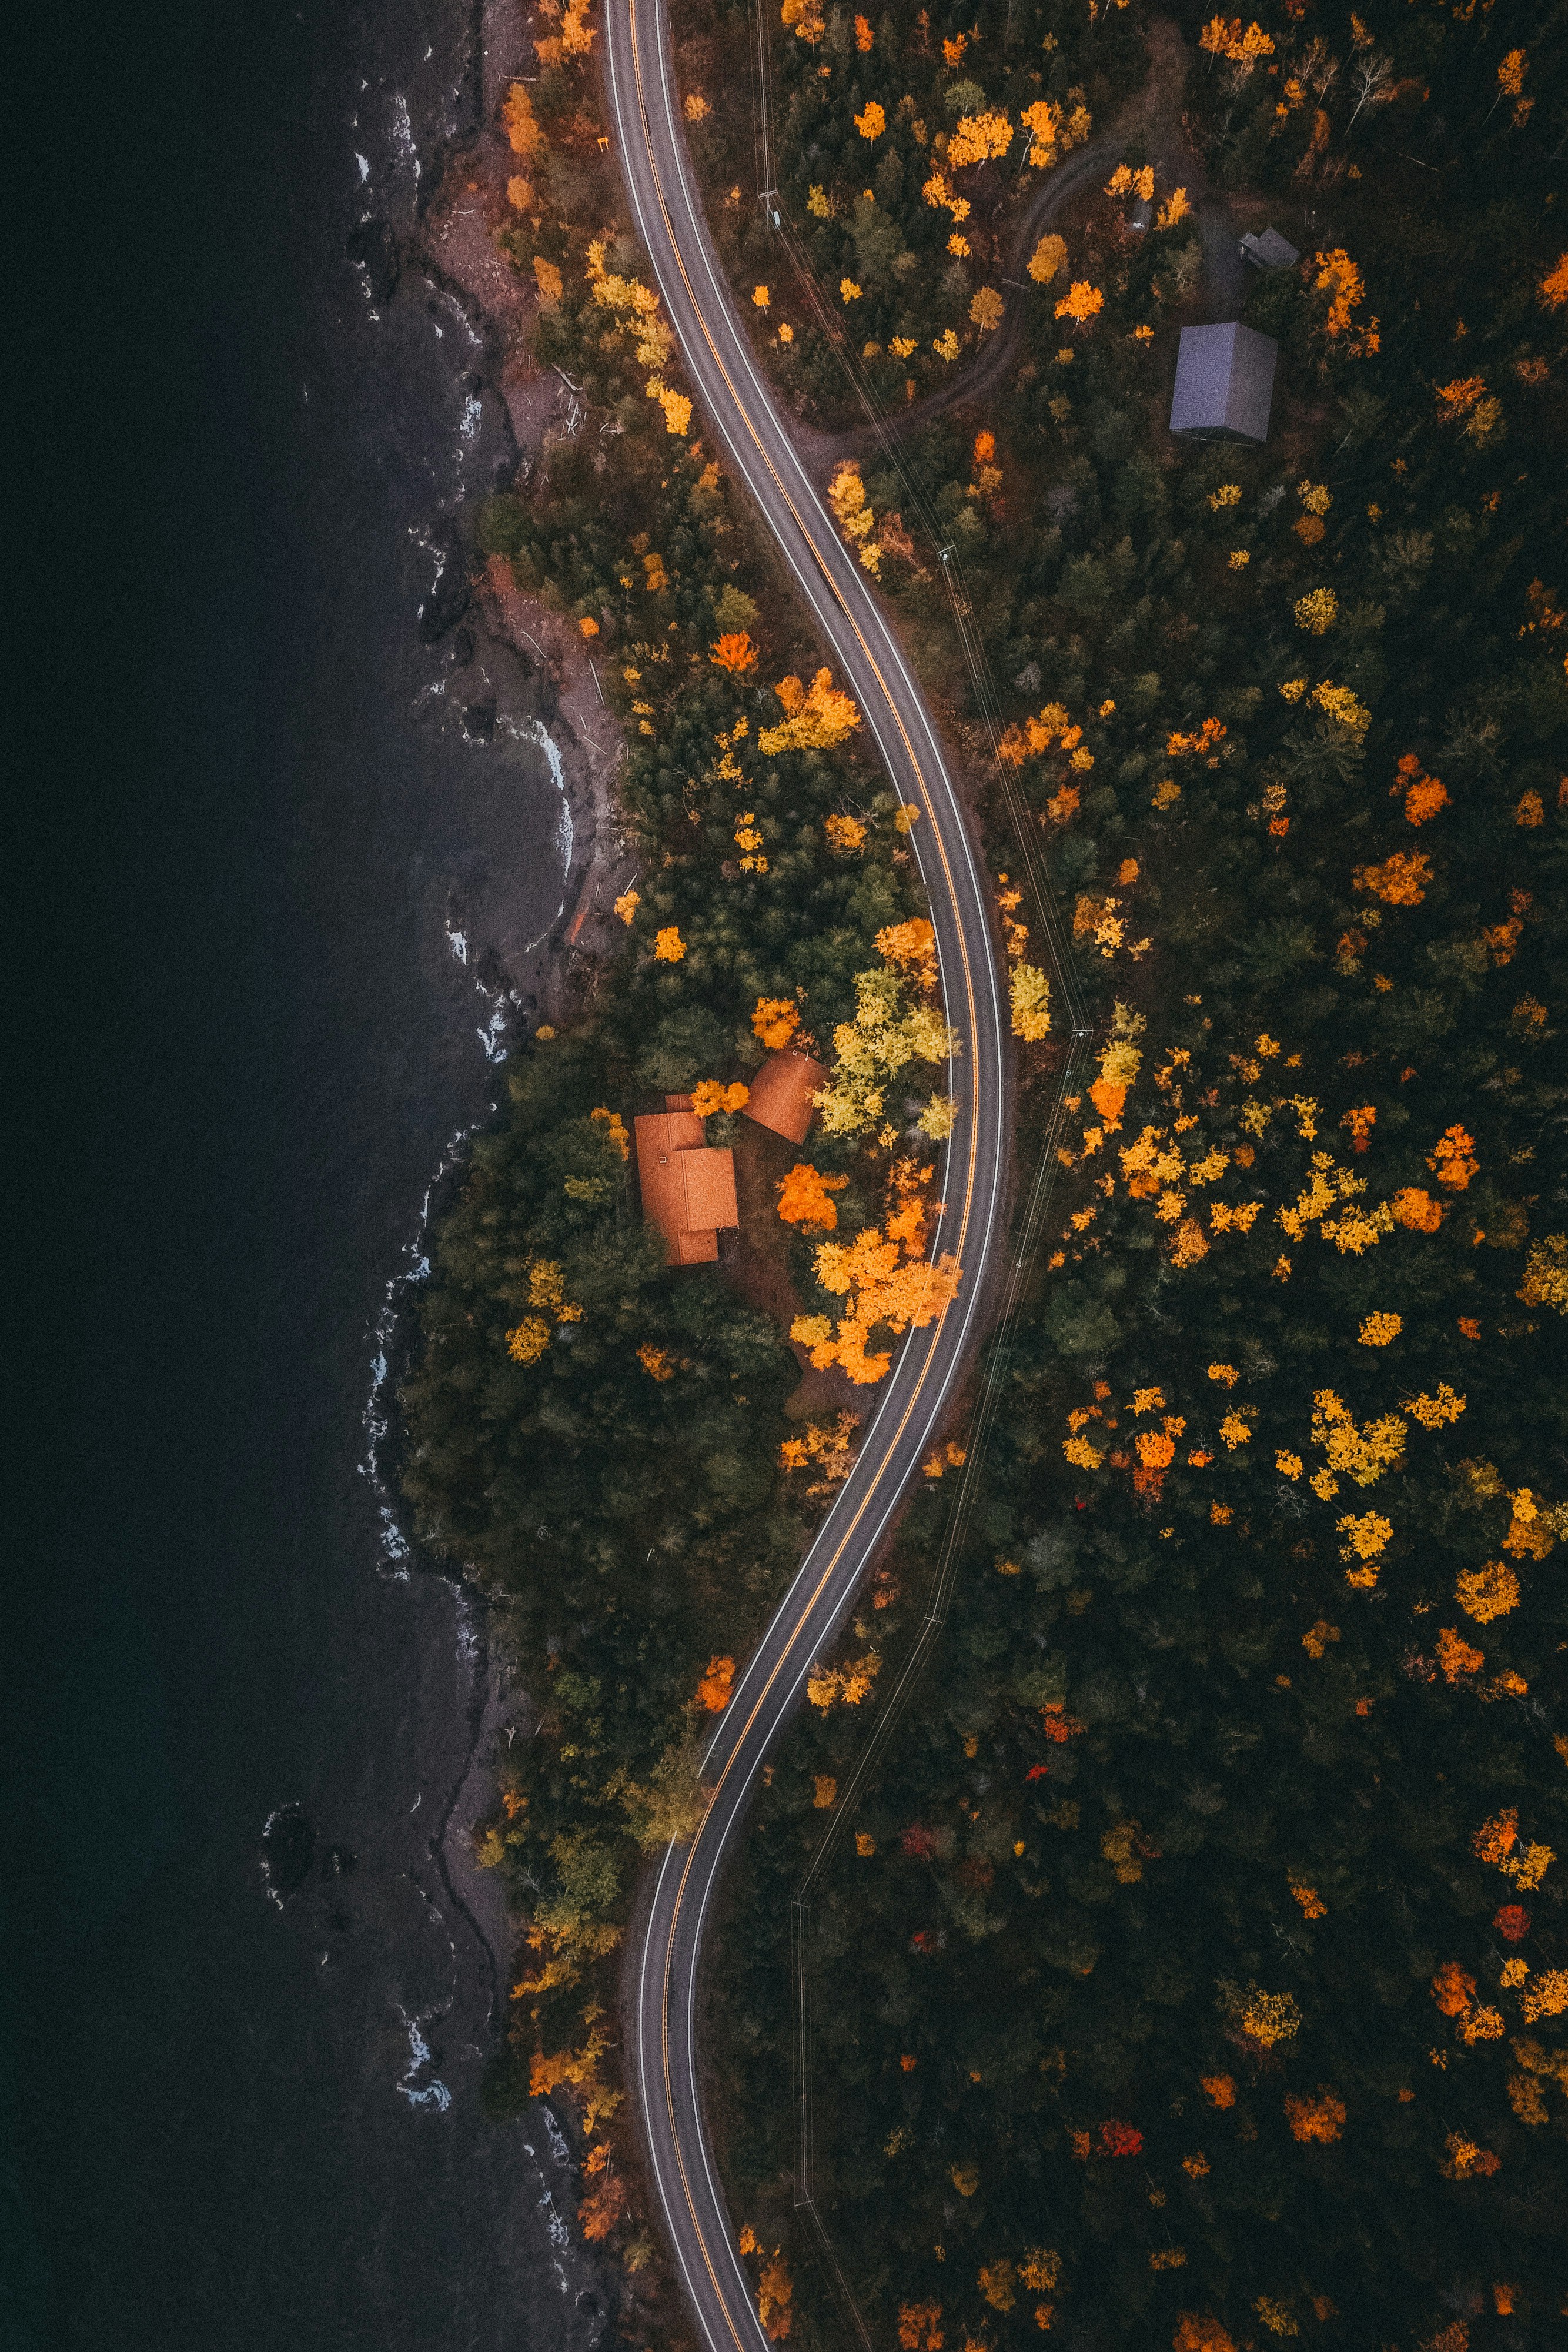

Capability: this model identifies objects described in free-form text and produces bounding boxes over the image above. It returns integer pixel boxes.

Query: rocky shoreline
[378,0,639,1043]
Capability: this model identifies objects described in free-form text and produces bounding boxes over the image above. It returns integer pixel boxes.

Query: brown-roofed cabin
[634,1097,740,1266]
[742,1049,829,1147]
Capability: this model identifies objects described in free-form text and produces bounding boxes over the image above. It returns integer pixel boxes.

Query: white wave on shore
[395,2009,452,2113]
[360,1121,483,1578]
[495,713,571,950]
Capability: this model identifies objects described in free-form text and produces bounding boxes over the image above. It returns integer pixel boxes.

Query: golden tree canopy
[1011,964,1051,1041]
[947,111,1014,168]
[814,961,957,1137]
[502,82,546,161]
[758,668,862,754]
[1055,280,1104,327]
[792,1210,962,1385]
[1029,232,1067,285]
[753,995,800,1050]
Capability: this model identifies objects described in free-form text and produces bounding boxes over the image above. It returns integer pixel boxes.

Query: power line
[745,17,1108,2329]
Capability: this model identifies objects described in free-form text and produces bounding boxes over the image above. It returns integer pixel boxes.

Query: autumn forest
[400,0,1566,2346]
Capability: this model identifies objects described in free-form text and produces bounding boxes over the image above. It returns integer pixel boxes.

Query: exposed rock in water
[346,216,400,305]
[416,517,470,643]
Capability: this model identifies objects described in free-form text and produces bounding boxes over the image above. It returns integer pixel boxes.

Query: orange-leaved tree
[1285,2087,1347,2143]
[757,2248,793,2341]
[1428,1124,1479,1190]
[710,631,757,672]
[1393,750,1449,824]
[1312,247,1376,349]
[791,1214,961,1384]
[876,916,938,990]
[780,1411,860,1489]
[502,81,546,160]
[778,1162,849,1230]
[694,1655,735,1711]
[691,1079,750,1116]
[753,996,801,1050]
[533,0,595,64]
[1028,230,1066,283]
[1055,280,1104,328]
[527,2020,621,2133]
[1172,2313,1235,2352]
[576,2166,627,2241]
[897,2304,944,2351]
[1353,851,1432,907]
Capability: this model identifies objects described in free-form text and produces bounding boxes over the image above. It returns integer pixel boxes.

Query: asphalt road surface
[604,8,1012,2346]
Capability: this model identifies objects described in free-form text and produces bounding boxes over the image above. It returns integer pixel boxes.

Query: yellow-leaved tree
[1089,1000,1145,1125]
[1312,1389,1407,1485]
[506,1259,584,1365]
[947,112,1014,168]
[811,940,958,1138]
[502,82,546,161]
[758,669,862,754]
[827,462,882,574]
[1027,232,1066,285]
[604,1728,709,1849]
[791,1180,962,1384]
[528,2019,621,2134]
[511,1828,623,1995]
[533,0,596,64]
[1011,965,1051,1040]
[583,235,693,435]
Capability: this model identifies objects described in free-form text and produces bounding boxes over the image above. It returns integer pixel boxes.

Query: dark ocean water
[11,2,604,2344]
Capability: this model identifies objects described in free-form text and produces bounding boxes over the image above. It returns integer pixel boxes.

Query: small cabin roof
[743,1049,830,1146]
[681,1148,740,1232]
[1169,322,1278,445]
[1241,226,1300,271]
[634,1111,738,1266]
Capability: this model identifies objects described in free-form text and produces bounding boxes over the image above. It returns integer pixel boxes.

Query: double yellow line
[617,4,998,2340]
[621,0,981,1064]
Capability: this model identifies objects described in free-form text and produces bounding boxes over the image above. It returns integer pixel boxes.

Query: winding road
[603,6,1011,2347]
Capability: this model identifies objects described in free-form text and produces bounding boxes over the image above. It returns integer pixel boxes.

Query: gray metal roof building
[1241,226,1300,271]
[1168,322,1278,445]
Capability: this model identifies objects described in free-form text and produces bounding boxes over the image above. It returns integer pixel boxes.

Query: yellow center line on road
[656,1277,972,2341]
[622,0,982,1088]
[611,4,1007,2341]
